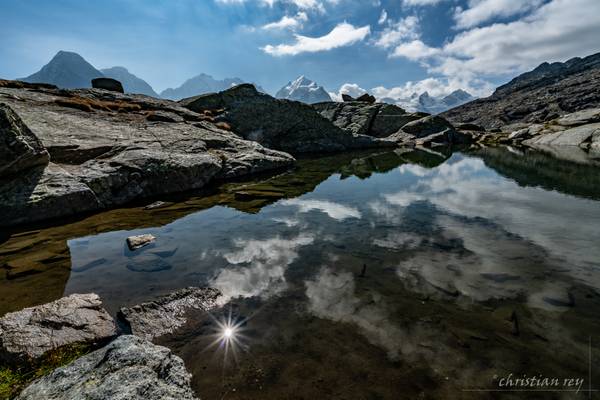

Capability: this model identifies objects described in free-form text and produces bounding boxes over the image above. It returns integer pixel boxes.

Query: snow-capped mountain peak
[389,89,476,114]
[276,76,332,104]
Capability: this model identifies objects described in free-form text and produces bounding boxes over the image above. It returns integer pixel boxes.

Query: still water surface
[2,147,600,399]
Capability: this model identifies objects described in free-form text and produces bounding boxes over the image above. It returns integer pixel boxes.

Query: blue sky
[1,0,599,98]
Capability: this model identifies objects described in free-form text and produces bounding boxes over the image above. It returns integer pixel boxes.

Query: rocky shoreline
[3,76,599,228]
[0,288,220,399]
[0,79,470,228]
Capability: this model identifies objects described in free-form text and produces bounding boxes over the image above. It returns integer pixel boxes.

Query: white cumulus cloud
[262,12,308,30]
[262,22,370,56]
[453,0,543,29]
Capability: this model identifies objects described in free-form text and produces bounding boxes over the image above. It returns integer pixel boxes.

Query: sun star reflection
[203,307,250,367]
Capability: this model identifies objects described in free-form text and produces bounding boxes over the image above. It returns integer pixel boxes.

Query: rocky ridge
[180,84,396,153]
[442,52,600,129]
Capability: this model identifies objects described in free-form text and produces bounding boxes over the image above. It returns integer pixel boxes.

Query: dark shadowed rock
[92,77,125,93]
[16,335,199,400]
[388,115,472,147]
[0,293,116,365]
[180,84,392,154]
[118,287,221,340]
[356,93,376,103]
[400,115,456,137]
[342,94,355,102]
[0,103,49,178]
[456,122,485,132]
[314,102,381,136]
[314,102,419,138]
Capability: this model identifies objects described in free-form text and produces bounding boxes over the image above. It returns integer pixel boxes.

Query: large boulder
[91,77,124,93]
[399,115,455,137]
[314,102,381,136]
[0,103,49,177]
[179,84,391,154]
[16,335,199,400]
[0,82,295,227]
[0,293,116,365]
[389,115,472,147]
[118,287,221,340]
[314,102,420,138]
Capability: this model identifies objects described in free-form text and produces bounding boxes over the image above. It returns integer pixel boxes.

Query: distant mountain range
[442,51,600,129]
[160,74,265,100]
[19,51,262,100]
[384,89,475,114]
[275,76,332,104]
[101,66,158,97]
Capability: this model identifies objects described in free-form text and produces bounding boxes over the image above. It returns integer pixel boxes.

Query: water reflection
[212,234,314,303]
[2,146,600,398]
[305,266,405,359]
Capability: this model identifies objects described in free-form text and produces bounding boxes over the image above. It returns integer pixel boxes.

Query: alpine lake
[2,145,600,399]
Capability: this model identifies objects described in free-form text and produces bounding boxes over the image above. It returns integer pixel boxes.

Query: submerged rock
[17,335,199,400]
[0,293,116,365]
[91,77,124,93]
[126,234,156,250]
[118,287,221,340]
[125,253,172,273]
[0,103,49,178]
[179,84,392,154]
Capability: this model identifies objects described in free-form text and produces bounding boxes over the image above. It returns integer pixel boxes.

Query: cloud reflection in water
[211,234,314,303]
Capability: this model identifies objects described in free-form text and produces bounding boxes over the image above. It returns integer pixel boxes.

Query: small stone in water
[126,234,156,250]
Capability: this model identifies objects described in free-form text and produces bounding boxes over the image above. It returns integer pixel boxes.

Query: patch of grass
[54,96,142,113]
[0,343,91,399]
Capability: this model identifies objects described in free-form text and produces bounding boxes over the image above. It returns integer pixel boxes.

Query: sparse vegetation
[0,343,91,400]
[54,96,142,113]
[0,80,56,90]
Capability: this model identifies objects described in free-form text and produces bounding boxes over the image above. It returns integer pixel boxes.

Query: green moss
[0,343,91,399]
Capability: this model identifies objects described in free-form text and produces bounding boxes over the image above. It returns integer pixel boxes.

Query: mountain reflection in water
[1,146,599,399]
